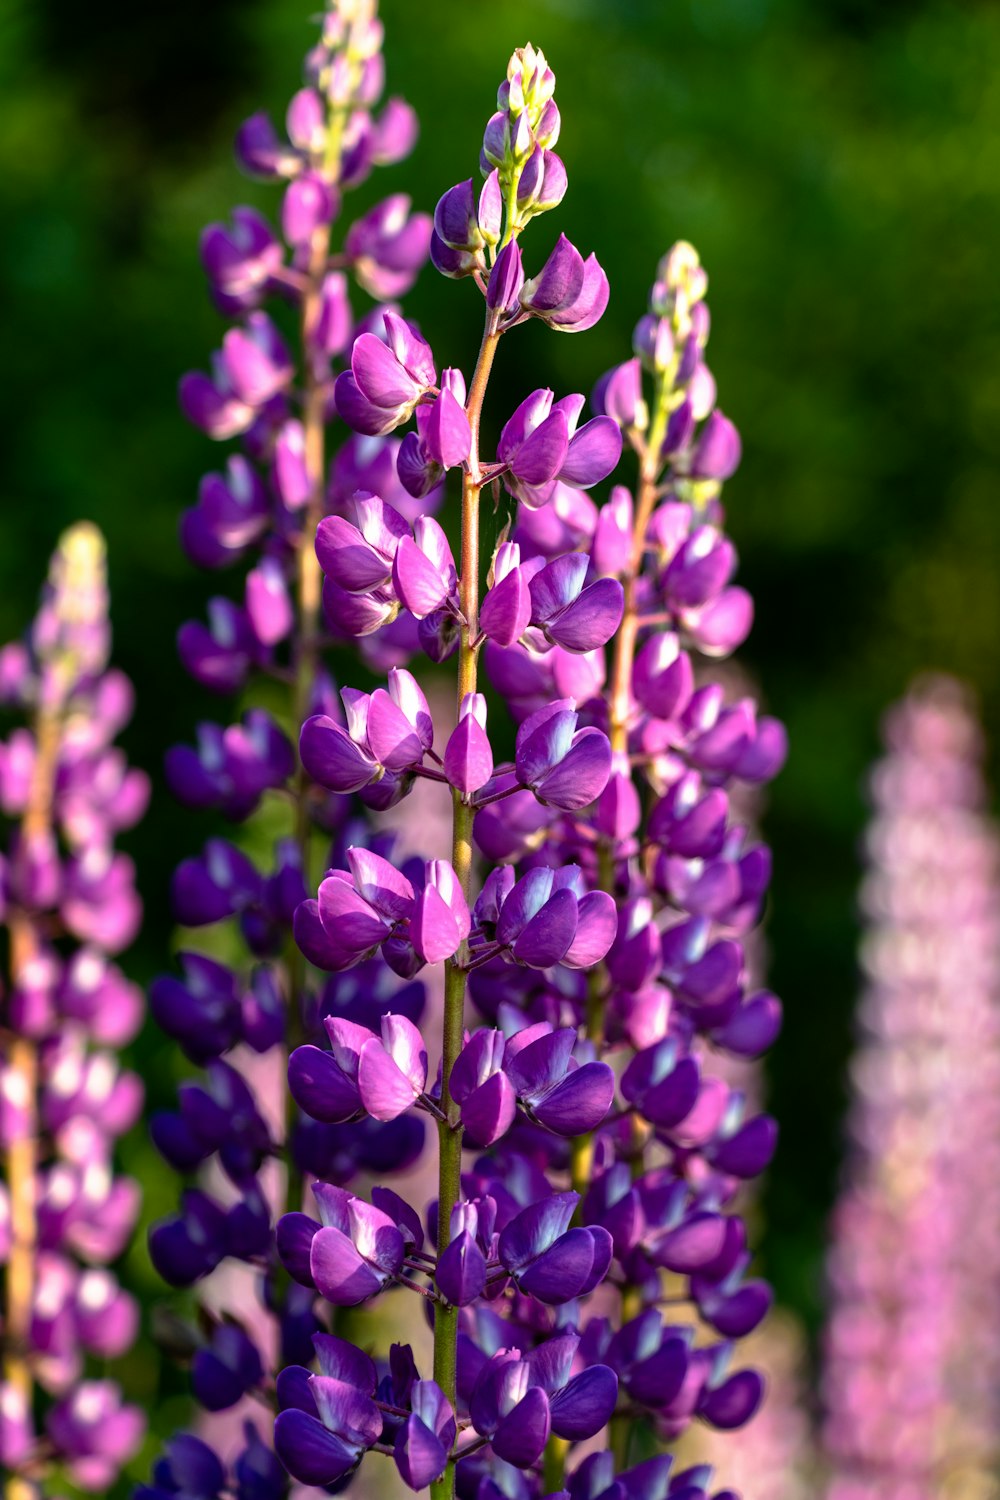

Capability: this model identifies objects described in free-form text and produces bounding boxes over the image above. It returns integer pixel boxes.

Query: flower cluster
[822,677,1000,1499]
[141,0,437,1486]
[0,524,148,1492]
[264,30,785,1500]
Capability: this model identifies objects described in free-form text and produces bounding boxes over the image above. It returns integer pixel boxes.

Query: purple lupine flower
[0,525,147,1493]
[335,310,436,435]
[498,390,622,510]
[142,1,438,1491]
[822,677,1000,1500]
[161,14,787,1500]
[274,1333,382,1484]
[519,233,611,332]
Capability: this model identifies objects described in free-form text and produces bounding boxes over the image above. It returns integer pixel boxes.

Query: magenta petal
[633,634,694,722]
[310,1225,385,1305]
[351,332,419,407]
[535,729,612,811]
[713,993,782,1057]
[713,1115,778,1177]
[312,1333,378,1390]
[357,1038,420,1121]
[443,714,493,794]
[562,890,618,967]
[392,536,453,619]
[299,715,376,792]
[410,884,463,965]
[293,899,344,970]
[322,577,395,637]
[559,416,623,488]
[365,688,425,770]
[381,1014,428,1092]
[317,878,388,955]
[480,567,532,648]
[630,1338,690,1408]
[521,233,585,312]
[551,254,610,332]
[702,1281,772,1338]
[515,703,577,786]
[690,410,742,481]
[656,1213,729,1273]
[579,1225,614,1295]
[423,387,471,470]
[333,370,396,436]
[276,1212,320,1285]
[689,585,753,657]
[518,1227,596,1303]
[548,578,624,652]
[528,553,589,623]
[498,1193,578,1271]
[436,1231,487,1307]
[310,1376,382,1450]
[346,848,415,921]
[460,1072,517,1147]
[510,411,570,485]
[504,1026,576,1096]
[315,516,391,593]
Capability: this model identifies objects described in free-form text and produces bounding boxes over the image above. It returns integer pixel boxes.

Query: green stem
[542,1434,570,1492]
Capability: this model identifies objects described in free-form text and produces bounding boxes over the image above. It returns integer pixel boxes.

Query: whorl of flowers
[140,0,432,1491]
[0,523,148,1494]
[266,27,786,1500]
[822,675,1000,1499]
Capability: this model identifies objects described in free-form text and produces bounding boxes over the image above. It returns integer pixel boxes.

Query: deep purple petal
[288,1045,361,1123]
[548,1364,618,1440]
[310,1225,385,1305]
[510,888,578,968]
[299,715,376,793]
[492,1387,550,1468]
[394,1414,448,1490]
[699,1369,763,1430]
[273,1410,359,1487]
[533,1061,615,1135]
[518,1227,597,1303]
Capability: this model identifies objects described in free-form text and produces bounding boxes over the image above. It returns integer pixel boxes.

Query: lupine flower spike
[272,34,784,1500]
[140,0,434,1490]
[149,8,786,1497]
[0,524,148,1494]
[822,677,1000,1499]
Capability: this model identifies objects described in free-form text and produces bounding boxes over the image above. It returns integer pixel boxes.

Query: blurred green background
[2,0,999,1481]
